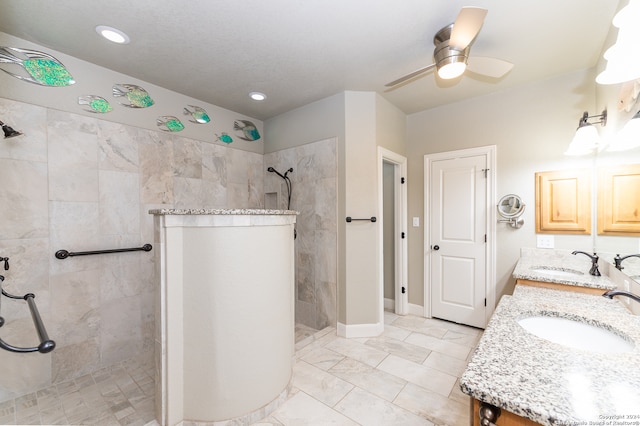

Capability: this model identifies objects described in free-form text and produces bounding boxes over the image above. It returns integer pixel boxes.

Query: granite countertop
[149,208,298,215]
[460,285,640,425]
[512,248,617,290]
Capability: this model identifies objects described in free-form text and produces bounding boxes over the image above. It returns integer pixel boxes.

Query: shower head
[267,166,285,179]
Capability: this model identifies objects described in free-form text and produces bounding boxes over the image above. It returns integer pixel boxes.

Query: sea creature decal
[112,84,154,108]
[183,105,210,124]
[157,116,185,132]
[233,119,261,141]
[0,47,75,86]
[216,132,233,144]
[78,95,113,113]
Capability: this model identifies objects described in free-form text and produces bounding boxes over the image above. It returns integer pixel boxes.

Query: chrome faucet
[613,253,640,270]
[571,251,601,276]
[603,289,640,304]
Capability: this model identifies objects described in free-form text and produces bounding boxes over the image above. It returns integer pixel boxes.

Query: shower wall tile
[316,230,337,284]
[173,177,203,208]
[139,134,174,204]
[52,337,100,384]
[297,251,316,304]
[202,143,227,183]
[48,201,101,275]
[47,111,99,203]
[227,182,250,208]
[227,148,249,184]
[100,296,142,366]
[0,159,48,239]
[316,280,337,330]
[100,256,144,303]
[50,269,100,347]
[0,99,47,163]
[173,137,202,179]
[266,137,337,329]
[98,121,140,173]
[99,170,141,236]
[316,177,337,231]
[202,180,228,208]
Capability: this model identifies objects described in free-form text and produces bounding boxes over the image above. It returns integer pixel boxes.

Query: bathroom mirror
[497,194,525,228]
[498,194,525,218]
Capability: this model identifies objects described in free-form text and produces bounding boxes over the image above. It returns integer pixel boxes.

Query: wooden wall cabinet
[535,169,591,234]
[598,164,640,236]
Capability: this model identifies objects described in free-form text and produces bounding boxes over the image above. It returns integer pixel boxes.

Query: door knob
[432,245,440,250]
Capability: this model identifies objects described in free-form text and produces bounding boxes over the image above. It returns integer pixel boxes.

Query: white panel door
[430,154,487,328]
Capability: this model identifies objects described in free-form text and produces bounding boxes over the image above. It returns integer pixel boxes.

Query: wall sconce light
[0,120,23,139]
[565,110,607,156]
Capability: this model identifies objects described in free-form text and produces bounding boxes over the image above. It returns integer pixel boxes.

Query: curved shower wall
[152,209,296,425]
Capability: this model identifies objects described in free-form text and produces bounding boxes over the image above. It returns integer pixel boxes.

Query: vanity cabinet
[515,279,606,295]
[535,169,591,234]
[471,399,541,426]
[598,164,640,236]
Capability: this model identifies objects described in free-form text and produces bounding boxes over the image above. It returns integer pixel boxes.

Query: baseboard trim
[384,298,394,311]
[337,321,384,338]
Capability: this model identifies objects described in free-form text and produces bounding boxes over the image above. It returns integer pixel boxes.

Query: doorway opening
[378,148,408,320]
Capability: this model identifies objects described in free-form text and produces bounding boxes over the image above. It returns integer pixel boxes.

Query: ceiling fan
[385,7,513,88]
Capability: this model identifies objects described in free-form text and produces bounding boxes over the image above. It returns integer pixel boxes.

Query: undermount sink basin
[518,316,634,354]
[530,266,584,278]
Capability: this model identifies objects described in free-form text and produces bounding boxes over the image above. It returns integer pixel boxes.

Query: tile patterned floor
[0,355,155,426]
[264,311,483,426]
[0,312,481,425]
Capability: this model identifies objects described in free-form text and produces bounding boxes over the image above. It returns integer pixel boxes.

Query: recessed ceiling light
[249,92,266,101]
[96,25,130,44]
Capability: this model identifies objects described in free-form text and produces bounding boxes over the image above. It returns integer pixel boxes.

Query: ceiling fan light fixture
[434,44,469,80]
[437,61,466,79]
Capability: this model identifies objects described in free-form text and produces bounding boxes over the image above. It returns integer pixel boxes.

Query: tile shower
[0,96,338,421]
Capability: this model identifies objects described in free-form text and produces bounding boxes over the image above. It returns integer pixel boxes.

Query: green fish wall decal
[0,47,75,86]
[216,132,233,144]
[233,119,261,141]
[157,116,185,132]
[183,105,211,124]
[78,95,113,113]
[112,84,154,108]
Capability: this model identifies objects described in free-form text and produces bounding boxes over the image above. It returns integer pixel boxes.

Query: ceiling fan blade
[385,63,436,87]
[449,7,488,50]
[466,56,514,78]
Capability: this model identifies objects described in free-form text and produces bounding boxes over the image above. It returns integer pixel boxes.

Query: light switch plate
[536,235,554,249]
[412,217,420,227]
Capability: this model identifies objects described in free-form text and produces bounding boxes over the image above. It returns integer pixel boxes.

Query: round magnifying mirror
[497,194,525,218]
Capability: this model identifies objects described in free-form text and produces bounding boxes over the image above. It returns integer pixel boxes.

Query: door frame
[423,145,496,326]
[378,147,408,316]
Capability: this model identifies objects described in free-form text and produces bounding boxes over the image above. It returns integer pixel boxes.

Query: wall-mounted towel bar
[346,216,377,223]
[55,243,153,259]
[0,275,55,354]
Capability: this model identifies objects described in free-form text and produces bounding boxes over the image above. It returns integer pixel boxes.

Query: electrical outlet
[412,217,420,227]
[536,235,554,249]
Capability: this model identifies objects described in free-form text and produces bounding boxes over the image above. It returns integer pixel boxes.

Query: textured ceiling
[0,0,619,120]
